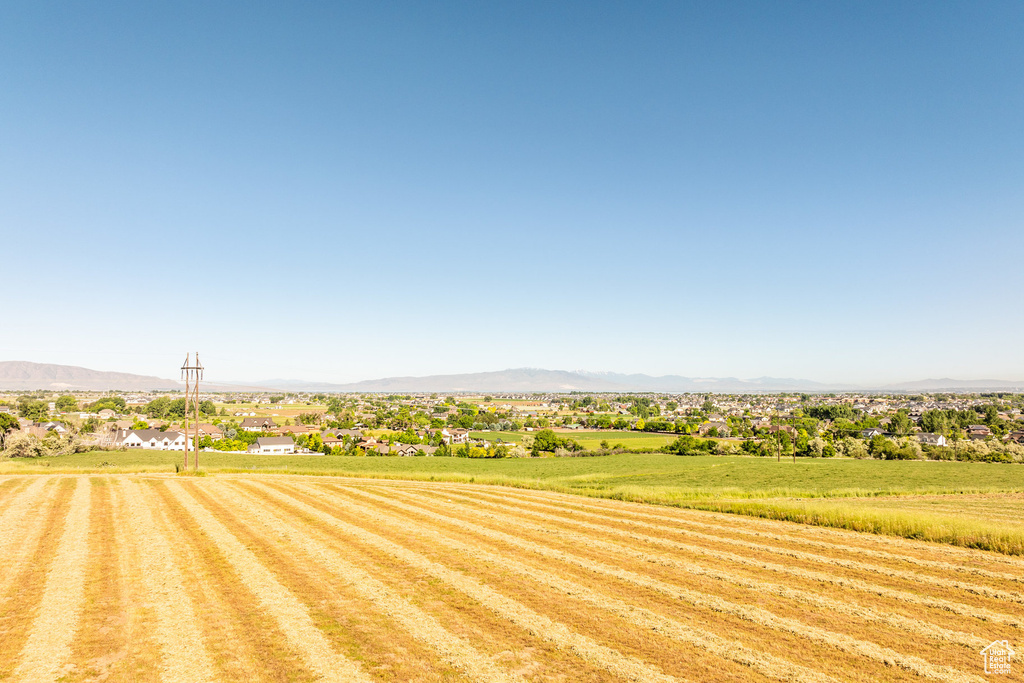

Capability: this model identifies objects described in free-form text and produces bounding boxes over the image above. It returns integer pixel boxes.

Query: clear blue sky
[2,1,1022,385]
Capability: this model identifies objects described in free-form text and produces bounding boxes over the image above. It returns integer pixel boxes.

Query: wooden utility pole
[180,353,204,471]
[181,354,190,472]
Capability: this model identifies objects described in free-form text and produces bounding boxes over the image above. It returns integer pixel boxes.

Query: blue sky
[2,1,1022,385]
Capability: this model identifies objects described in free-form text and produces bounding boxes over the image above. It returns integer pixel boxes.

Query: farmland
[5,453,1024,553]
[1,473,1021,681]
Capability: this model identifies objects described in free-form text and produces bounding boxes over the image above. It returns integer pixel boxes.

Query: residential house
[440,428,469,445]
[187,423,223,440]
[98,409,117,419]
[768,425,799,439]
[278,424,314,435]
[917,433,947,447]
[967,425,992,438]
[247,436,295,454]
[115,429,187,451]
[699,421,730,437]
[240,417,277,432]
[860,427,885,438]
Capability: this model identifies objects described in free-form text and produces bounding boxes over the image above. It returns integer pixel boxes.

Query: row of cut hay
[424,480,1024,571]
[60,479,128,683]
[147,479,324,681]
[0,478,78,680]
[223,481,630,683]
[328,471,1024,556]
[197,480,533,683]
[270,480,840,683]
[0,476,33,512]
[328,483,985,683]
[0,478,55,597]
[440,483,1024,583]
[430,488,992,648]
[162,480,375,683]
[235,479,686,683]
[386,483,1024,670]
[358,485,1004,673]
[427,485,1024,609]
[10,477,90,682]
[392,486,1024,633]
[252,480,718,682]
[120,478,217,683]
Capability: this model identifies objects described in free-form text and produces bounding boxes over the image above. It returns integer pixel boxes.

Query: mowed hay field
[1,476,1022,682]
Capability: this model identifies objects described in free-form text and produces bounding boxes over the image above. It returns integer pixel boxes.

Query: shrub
[3,431,42,457]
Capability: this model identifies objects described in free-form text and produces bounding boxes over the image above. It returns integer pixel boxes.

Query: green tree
[629,398,652,419]
[166,398,188,418]
[920,410,950,435]
[88,396,127,412]
[0,414,20,448]
[18,399,48,422]
[868,435,897,459]
[55,395,78,413]
[145,397,172,418]
[888,410,915,436]
[307,433,323,453]
[532,429,561,454]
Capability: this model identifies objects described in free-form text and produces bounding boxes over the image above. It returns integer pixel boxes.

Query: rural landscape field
[2,473,1021,682]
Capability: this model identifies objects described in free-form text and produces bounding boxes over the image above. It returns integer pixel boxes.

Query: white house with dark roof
[247,436,295,454]
[916,433,947,447]
[115,429,187,450]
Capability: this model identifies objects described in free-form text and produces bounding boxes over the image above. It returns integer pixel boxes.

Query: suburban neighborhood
[3,387,1023,462]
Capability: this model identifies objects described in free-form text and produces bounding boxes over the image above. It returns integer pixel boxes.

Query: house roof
[241,417,277,427]
[255,436,293,446]
[122,429,183,441]
[917,433,944,444]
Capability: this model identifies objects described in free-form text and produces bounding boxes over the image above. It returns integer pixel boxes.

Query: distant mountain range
[3,361,1023,394]
[253,369,1024,394]
[0,361,256,392]
[255,369,844,393]
[0,361,183,391]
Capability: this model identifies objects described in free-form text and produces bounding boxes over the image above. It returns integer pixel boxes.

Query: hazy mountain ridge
[4,361,1022,393]
[0,361,182,391]
[256,369,1024,393]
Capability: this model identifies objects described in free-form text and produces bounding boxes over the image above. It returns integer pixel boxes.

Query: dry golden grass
[2,474,1018,682]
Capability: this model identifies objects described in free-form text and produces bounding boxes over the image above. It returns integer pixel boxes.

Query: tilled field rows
[0,476,1020,682]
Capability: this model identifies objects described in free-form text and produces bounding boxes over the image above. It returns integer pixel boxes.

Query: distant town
[2,389,1023,463]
